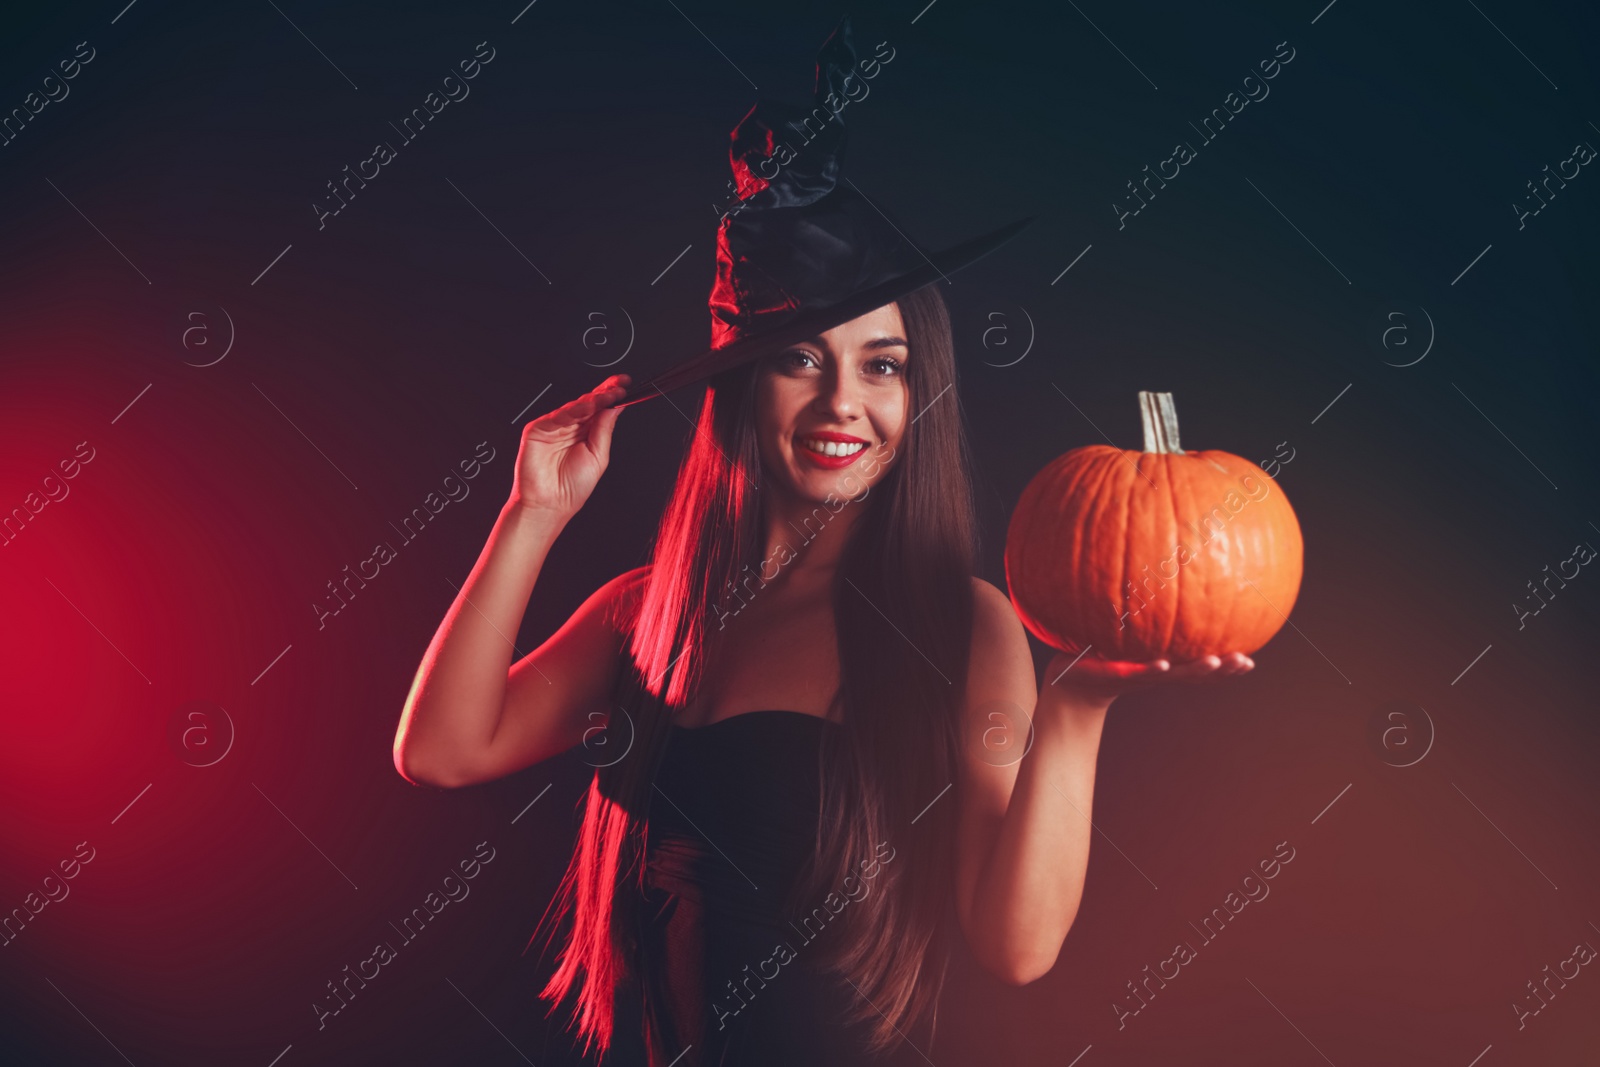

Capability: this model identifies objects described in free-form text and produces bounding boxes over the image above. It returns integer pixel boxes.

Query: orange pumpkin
[1004,392,1303,662]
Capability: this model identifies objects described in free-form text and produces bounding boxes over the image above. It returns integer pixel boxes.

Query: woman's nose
[814,366,861,417]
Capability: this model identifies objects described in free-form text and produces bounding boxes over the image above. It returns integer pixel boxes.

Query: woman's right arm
[392,373,637,789]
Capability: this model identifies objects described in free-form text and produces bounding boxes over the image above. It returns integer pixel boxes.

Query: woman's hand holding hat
[509,374,631,519]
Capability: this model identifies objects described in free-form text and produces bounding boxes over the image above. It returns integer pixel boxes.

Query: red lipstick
[796,430,869,469]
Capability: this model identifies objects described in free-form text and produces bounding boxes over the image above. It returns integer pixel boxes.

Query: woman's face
[755,301,909,505]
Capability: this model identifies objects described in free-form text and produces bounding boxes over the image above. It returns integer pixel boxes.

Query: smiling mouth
[798,436,868,457]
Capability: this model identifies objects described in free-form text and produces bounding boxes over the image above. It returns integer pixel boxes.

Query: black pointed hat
[614,14,1031,408]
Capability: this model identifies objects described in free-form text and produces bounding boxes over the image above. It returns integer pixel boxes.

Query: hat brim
[612,215,1033,408]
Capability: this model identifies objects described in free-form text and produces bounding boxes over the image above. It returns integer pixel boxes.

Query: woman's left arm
[953,579,1252,985]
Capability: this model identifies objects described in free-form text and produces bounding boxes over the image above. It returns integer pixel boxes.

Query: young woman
[391,283,1254,1064]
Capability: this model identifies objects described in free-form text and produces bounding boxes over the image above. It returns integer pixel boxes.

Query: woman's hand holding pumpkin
[1042,649,1255,708]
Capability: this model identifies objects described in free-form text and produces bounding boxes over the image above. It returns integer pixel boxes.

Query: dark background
[2,0,1598,1063]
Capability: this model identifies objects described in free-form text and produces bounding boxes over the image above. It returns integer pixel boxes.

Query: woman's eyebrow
[792,334,908,351]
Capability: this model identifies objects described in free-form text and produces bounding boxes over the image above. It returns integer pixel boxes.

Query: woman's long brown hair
[534,282,980,1059]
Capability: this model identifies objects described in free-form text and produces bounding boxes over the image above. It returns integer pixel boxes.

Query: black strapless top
[633,710,883,1066]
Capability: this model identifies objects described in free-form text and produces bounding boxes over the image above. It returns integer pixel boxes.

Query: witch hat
[613,14,1031,408]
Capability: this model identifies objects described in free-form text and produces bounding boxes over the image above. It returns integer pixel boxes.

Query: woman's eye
[775,351,903,375]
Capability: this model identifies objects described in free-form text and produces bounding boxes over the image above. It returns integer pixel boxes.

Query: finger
[591,373,631,398]
[1165,655,1224,681]
[538,376,625,424]
[586,401,622,466]
[1068,658,1169,682]
[1211,652,1253,676]
[549,375,630,419]
[592,384,629,411]
[549,380,627,429]
[532,393,600,432]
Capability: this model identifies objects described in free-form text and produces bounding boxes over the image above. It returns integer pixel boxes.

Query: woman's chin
[765,449,886,506]
[796,468,876,505]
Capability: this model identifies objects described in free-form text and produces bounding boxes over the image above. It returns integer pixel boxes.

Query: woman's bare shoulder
[966,575,1034,695]
[969,575,1019,629]
[600,564,653,632]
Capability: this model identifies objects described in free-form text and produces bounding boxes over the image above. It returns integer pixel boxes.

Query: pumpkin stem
[1139,391,1183,453]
